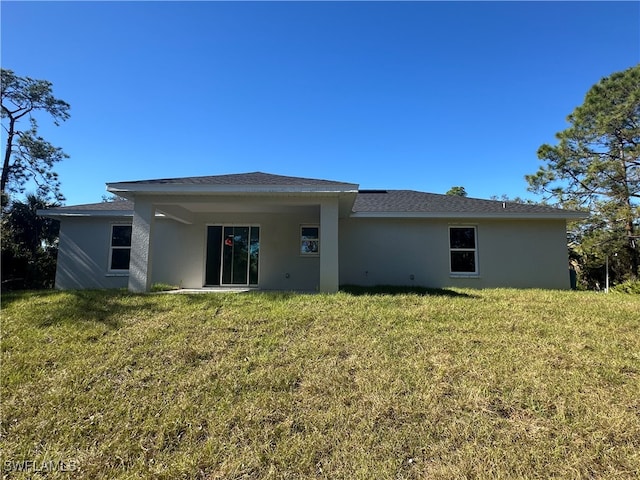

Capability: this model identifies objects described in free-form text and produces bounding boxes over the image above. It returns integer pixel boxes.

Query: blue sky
[2,1,639,205]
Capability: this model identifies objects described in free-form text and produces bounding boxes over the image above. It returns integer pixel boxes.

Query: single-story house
[39,172,587,292]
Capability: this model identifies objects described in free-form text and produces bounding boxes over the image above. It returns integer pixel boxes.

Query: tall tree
[1,69,70,204]
[527,64,640,281]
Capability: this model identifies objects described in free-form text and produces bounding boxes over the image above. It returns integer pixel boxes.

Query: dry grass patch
[1,288,639,479]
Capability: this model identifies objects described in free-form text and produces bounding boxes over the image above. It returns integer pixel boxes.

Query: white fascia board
[349,211,589,220]
[107,183,360,195]
[37,209,168,219]
[37,209,133,218]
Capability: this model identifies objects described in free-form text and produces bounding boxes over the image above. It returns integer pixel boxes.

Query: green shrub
[611,280,640,294]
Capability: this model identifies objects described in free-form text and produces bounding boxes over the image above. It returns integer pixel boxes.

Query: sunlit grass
[1,288,639,478]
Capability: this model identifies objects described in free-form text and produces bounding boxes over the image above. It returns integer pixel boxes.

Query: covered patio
[106,173,359,293]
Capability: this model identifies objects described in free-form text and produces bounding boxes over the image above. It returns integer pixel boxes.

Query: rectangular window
[449,226,478,274]
[300,226,319,255]
[110,224,132,271]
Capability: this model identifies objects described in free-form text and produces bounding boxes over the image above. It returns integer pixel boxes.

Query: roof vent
[358,189,388,194]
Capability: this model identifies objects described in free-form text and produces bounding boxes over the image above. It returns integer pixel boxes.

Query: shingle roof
[111,171,356,187]
[39,176,586,220]
[353,190,584,217]
[40,193,584,220]
[66,201,133,211]
[37,200,134,216]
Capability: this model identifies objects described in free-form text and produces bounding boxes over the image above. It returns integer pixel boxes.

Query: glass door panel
[205,226,223,285]
[249,227,260,285]
[220,226,259,286]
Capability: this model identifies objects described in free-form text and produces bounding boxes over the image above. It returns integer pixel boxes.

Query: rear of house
[40,172,586,292]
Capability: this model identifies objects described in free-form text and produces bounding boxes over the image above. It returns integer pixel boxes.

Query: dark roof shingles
[114,172,356,187]
[43,187,576,217]
[45,200,133,213]
[353,190,569,215]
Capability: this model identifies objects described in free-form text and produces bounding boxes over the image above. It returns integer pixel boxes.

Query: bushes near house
[1,289,638,478]
[611,280,640,295]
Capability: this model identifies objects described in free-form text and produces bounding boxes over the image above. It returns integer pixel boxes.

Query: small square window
[301,226,319,255]
[110,248,131,270]
[450,227,475,249]
[111,225,132,247]
[451,251,476,273]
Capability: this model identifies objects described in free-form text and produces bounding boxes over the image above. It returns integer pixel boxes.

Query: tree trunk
[1,114,16,195]
[625,217,639,279]
[621,151,639,279]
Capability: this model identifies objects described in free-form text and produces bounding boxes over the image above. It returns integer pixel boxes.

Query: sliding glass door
[206,226,259,286]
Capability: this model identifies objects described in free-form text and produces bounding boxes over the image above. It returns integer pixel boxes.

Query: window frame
[300,225,320,256]
[108,223,132,272]
[448,225,479,276]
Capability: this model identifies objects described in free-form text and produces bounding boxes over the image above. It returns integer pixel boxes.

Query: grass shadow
[340,284,478,298]
[3,289,173,329]
[0,289,70,311]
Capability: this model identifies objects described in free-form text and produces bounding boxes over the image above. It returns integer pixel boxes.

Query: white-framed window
[109,224,132,271]
[449,226,478,274]
[300,225,319,256]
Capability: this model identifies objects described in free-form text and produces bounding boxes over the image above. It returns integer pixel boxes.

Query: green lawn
[1,288,639,479]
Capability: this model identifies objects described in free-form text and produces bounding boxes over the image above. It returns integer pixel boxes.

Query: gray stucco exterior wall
[55,213,571,291]
[338,217,571,289]
[54,211,323,291]
[55,217,131,290]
